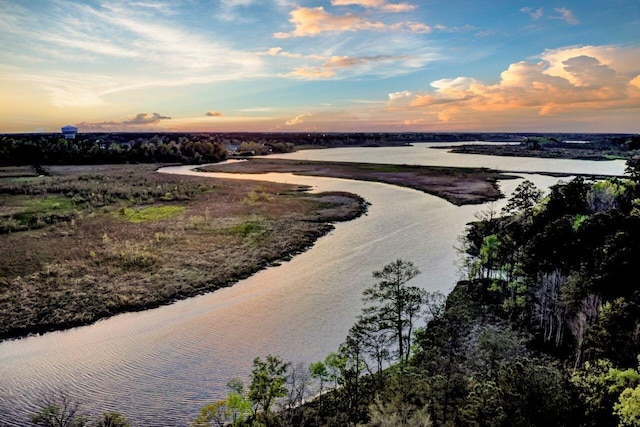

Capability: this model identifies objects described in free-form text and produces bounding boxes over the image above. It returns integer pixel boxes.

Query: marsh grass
[116,205,186,223]
[202,158,511,205]
[0,164,367,339]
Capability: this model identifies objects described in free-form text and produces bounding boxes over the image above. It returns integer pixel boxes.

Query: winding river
[0,143,626,426]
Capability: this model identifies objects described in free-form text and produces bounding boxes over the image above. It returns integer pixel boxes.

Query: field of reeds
[0,164,367,340]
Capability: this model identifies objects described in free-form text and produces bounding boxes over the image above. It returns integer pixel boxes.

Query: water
[0,144,625,425]
[267,142,627,176]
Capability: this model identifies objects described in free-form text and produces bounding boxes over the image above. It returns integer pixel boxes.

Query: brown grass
[200,158,517,205]
[0,164,366,340]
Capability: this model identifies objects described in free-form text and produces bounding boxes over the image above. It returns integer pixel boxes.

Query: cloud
[389,90,413,100]
[539,45,640,83]
[520,7,577,25]
[284,54,414,79]
[331,0,417,12]
[206,111,223,117]
[256,47,324,60]
[520,7,544,20]
[257,47,297,57]
[274,7,374,38]
[76,112,171,130]
[285,113,313,126]
[1,2,264,107]
[406,22,431,33]
[273,6,430,38]
[392,45,640,124]
[288,67,337,79]
[552,7,579,25]
[236,107,276,112]
[123,112,171,124]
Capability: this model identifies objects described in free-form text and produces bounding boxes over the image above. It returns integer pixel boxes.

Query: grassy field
[200,158,515,205]
[0,164,367,340]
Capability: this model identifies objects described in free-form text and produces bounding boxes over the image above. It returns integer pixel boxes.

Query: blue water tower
[61,125,78,139]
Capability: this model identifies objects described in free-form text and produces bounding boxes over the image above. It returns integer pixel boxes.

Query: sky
[0,0,639,133]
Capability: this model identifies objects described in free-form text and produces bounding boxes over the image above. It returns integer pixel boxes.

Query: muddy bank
[200,158,517,205]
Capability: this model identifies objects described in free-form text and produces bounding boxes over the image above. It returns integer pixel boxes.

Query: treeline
[0,134,227,165]
[3,132,637,167]
[448,134,640,161]
[521,134,640,152]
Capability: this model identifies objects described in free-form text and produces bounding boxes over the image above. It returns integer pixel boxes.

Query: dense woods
[0,134,228,165]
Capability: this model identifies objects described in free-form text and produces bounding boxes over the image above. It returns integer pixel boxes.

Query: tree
[193,378,251,426]
[502,179,543,218]
[31,394,88,427]
[626,155,640,182]
[280,361,311,426]
[363,259,425,365]
[225,378,252,425]
[248,355,289,425]
[367,396,432,427]
[615,385,640,426]
[93,412,130,427]
[348,316,393,386]
[191,401,229,427]
[310,361,330,397]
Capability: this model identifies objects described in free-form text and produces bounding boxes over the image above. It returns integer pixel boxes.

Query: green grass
[117,205,186,223]
[26,195,77,213]
[4,196,80,231]
[228,220,264,237]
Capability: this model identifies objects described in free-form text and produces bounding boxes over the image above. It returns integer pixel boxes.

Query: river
[0,143,626,426]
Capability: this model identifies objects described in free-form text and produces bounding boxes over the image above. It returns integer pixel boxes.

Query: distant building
[61,125,78,139]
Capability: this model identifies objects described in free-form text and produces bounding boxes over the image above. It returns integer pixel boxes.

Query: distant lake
[0,143,626,426]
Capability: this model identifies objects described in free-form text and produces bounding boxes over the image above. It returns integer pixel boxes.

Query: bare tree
[31,392,88,427]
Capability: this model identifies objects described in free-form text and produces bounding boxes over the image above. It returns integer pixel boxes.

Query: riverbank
[436,141,633,161]
[0,164,367,340]
[200,158,517,205]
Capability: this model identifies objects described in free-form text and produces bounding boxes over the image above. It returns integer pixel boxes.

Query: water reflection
[267,142,627,176]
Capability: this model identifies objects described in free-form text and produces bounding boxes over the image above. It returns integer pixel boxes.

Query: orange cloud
[288,68,336,79]
[284,55,412,80]
[285,113,313,126]
[406,22,431,33]
[274,7,381,38]
[257,47,302,58]
[206,111,223,117]
[274,6,429,38]
[76,112,171,131]
[396,46,640,124]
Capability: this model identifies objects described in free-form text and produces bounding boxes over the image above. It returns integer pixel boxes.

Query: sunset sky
[1,0,639,133]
